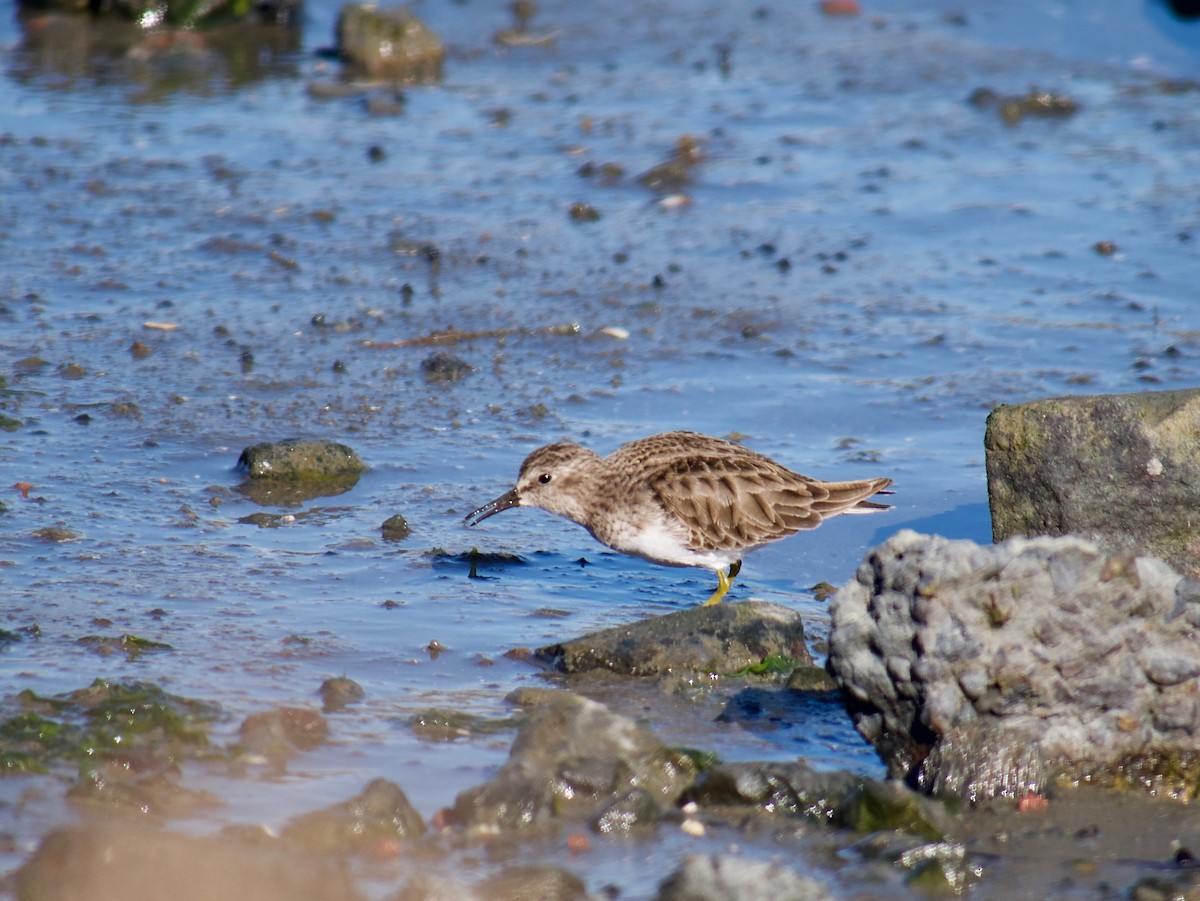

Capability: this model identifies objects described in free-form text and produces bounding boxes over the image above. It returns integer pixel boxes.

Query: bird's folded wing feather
[647,454,824,552]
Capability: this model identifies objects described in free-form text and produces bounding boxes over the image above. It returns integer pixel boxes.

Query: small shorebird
[464,430,893,605]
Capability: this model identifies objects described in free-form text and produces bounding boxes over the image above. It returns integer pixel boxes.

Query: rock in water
[336,4,445,83]
[237,439,365,480]
[536,601,812,677]
[445,694,696,835]
[282,778,425,852]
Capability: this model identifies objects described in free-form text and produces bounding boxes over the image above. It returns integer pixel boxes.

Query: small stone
[381,513,411,541]
[32,527,81,542]
[568,202,601,222]
[421,352,473,383]
[318,677,365,712]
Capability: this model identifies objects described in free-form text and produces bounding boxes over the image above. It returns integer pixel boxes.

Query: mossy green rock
[1,680,217,774]
[237,439,365,480]
[985,388,1200,575]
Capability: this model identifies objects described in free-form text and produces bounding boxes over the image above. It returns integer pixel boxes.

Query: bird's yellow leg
[702,561,742,606]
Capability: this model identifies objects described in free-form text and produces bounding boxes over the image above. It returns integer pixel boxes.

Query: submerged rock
[682,761,862,823]
[832,779,947,839]
[682,761,950,846]
[536,601,812,677]
[69,760,220,819]
[968,86,1079,125]
[381,513,411,541]
[420,351,473,383]
[238,706,329,764]
[444,694,695,836]
[14,822,362,901]
[637,134,705,194]
[282,778,425,852]
[828,530,1200,800]
[319,676,365,712]
[985,387,1200,575]
[1,679,217,775]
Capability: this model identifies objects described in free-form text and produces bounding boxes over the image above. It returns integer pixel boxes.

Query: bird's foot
[701,561,742,606]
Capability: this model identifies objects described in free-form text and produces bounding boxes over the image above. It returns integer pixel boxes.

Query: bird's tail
[813,477,894,516]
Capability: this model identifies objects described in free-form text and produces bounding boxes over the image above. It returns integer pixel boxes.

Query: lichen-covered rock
[985,387,1200,575]
[536,601,812,677]
[828,530,1200,801]
[336,4,444,83]
[445,694,695,836]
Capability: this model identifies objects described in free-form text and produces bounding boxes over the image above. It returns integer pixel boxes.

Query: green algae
[76,634,174,659]
[728,653,805,678]
[0,679,220,775]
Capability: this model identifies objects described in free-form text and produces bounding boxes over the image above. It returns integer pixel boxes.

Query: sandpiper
[464,430,893,605]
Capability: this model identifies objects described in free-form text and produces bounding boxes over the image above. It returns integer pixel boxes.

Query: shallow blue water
[1,0,1199,895]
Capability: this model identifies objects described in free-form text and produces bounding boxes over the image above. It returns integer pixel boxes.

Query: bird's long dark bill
[463,488,520,526]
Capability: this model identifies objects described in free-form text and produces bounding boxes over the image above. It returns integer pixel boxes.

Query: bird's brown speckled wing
[615,432,890,553]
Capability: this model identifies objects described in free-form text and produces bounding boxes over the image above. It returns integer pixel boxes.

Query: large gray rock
[828,530,1200,800]
[985,387,1200,576]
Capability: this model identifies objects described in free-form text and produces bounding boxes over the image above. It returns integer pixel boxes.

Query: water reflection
[9,5,301,98]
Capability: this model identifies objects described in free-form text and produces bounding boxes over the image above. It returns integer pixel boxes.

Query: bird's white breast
[601,514,741,572]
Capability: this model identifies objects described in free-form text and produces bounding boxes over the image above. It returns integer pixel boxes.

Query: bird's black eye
[538,473,552,484]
